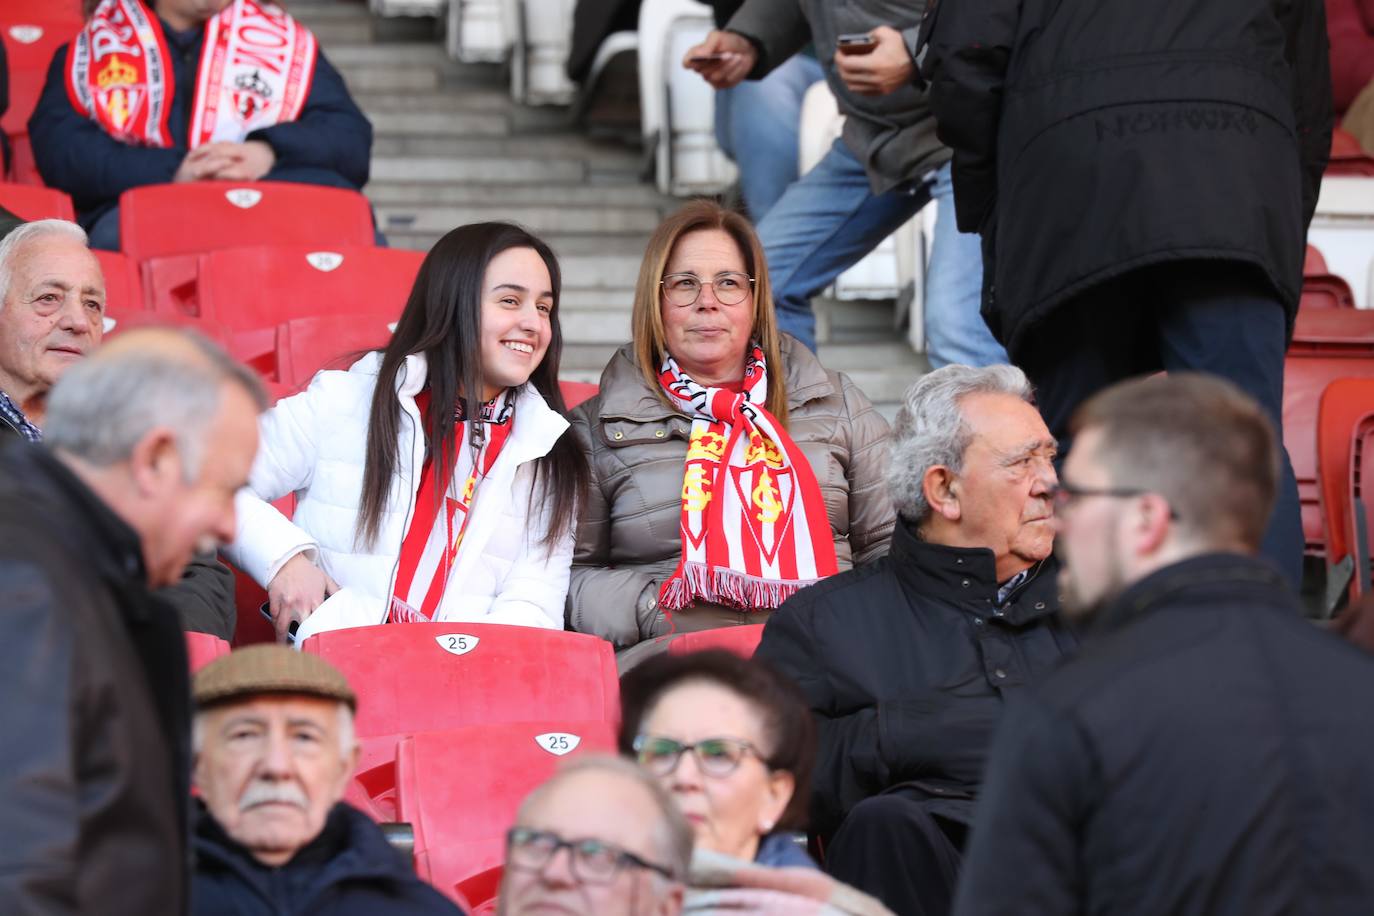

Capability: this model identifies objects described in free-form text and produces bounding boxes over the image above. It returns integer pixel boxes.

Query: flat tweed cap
[194,644,357,711]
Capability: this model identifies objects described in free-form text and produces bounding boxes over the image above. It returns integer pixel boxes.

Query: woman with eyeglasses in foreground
[619,650,894,915]
[567,200,894,666]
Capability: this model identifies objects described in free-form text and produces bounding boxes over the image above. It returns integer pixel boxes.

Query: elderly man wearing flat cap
[191,645,462,915]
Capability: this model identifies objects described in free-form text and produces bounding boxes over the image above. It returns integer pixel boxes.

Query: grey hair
[517,754,694,881]
[0,219,90,308]
[887,364,1035,524]
[44,329,266,481]
[192,701,357,757]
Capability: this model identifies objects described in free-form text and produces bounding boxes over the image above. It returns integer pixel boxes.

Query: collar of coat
[352,350,571,467]
[193,800,418,900]
[1090,552,1293,636]
[889,518,1061,626]
[1,441,149,595]
[591,333,836,424]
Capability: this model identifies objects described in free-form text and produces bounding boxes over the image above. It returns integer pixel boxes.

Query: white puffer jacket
[225,352,573,633]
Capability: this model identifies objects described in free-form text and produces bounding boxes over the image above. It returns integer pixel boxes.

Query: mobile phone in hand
[260,600,299,643]
[836,32,877,54]
[689,52,728,63]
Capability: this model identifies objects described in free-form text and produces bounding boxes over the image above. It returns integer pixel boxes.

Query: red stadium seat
[192,245,419,372]
[396,722,617,900]
[1290,310,1374,355]
[1,13,83,185]
[300,623,620,816]
[118,182,376,313]
[185,632,231,673]
[1301,243,1358,310]
[1328,128,1374,178]
[452,866,502,916]
[1304,246,1328,276]
[1317,379,1374,610]
[92,250,145,324]
[1284,352,1374,555]
[665,624,765,657]
[558,380,599,410]
[0,182,73,220]
[227,495,296,649]
[274,314,395,391]
[100,310,228,345]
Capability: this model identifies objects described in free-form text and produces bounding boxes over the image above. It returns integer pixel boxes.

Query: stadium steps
[289,0,927,415]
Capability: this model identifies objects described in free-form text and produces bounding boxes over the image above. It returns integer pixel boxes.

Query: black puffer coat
[923,0,1333,359]
[755,520,1078,838]
[954,553,1374,915]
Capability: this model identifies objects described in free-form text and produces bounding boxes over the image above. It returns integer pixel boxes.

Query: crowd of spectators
[3,0,1374,913]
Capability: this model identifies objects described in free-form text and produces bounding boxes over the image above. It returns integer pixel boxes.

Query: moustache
[238,781,308,812]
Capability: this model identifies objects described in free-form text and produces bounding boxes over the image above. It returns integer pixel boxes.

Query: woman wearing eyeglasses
[618,649,816,868]
[567,200,894,665]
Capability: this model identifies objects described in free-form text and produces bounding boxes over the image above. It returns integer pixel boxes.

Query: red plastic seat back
[1,13,83,183]
[558,380,599,410]
[452,865,502,915]
[1290,310,1374,355]
[666,624,765,657]
[0,182,74,220]
[1329,128,1374,177]
[1317,379,1374,605]
[185,632,231,673]
[92,250,145,324]
[1284,354,1374,554]
[274,314,395,391]
[398,722,617,895]
[193,245,418,371]
[300,623,621,777]
[1304,245,1328,277]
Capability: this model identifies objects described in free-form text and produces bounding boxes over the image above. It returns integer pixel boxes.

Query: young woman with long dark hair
[226,223,588,641]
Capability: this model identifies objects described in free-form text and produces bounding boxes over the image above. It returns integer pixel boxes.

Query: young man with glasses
[952,373,1374,915]
[499,756,693,916]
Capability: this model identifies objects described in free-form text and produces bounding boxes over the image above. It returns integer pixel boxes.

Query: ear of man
[129,426,183,498]
[923,465,962,522]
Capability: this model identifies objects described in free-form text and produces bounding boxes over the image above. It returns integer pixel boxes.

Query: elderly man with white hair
[0,218,238,638]
[754,364,1080,916]
[191,645,461,915]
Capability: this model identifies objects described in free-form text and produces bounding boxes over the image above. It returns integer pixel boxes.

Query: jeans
[85,166,386,250]
[1021,261,1304,588]
[713,54,825,222]
[755,137,1004,366]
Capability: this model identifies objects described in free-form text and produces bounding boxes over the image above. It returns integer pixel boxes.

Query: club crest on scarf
[69,0,316,148]
[658,344,838,612]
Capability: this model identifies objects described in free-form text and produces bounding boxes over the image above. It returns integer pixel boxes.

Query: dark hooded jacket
[755,519,1078,838]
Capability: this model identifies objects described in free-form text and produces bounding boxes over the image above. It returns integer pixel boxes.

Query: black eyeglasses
[1049,483,1178,518]
[632,735,762,778]
[660,271,755,307]
[505,827,676,884]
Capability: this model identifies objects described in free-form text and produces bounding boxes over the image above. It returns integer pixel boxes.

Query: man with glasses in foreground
[499,756,693,916]
[755,364,1078,915]
[953,374,1374,915]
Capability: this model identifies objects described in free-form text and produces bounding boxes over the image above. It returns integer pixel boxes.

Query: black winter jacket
[755,520,1078,838]
[193,802,464,916]
[953,553,1374,916]
[0,444,191,915]
[29,17,372,230]
[923,0,1333,359]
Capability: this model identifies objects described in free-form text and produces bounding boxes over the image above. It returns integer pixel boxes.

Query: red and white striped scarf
[657,345,838,611]
[67,0,316,149]
[389,390,514,624]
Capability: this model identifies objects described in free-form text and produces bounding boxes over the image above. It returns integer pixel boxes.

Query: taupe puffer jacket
[567,336,894,648]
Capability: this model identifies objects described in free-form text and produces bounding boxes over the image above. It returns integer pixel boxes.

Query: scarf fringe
[659,562,817,612]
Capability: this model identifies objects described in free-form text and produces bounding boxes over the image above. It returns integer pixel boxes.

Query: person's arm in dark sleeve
[950,698,1092,916]
[755,604,892,837]
[248,50,372,188]
[1280,0,1333,229]
[0,560,80,914]
[922,0,1022,232]
[28,45,184,213]
[724,0,812,80]
[156,553,236,640]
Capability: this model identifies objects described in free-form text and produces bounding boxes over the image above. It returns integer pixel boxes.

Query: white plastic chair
[447,0,510,63]
[639,0,736,195]
[1311,176,1374,310]
[503,0,578,104]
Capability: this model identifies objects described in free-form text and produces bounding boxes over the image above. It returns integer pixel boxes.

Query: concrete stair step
[355,90,521,114]
[340,66,441,93]
[371,136,642,169]
[324,43,447,66]
[365,181,670,209]
[368,110,510,137]
[309,19,374,45]
[370,156,587,184]
[376,205,662,236]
